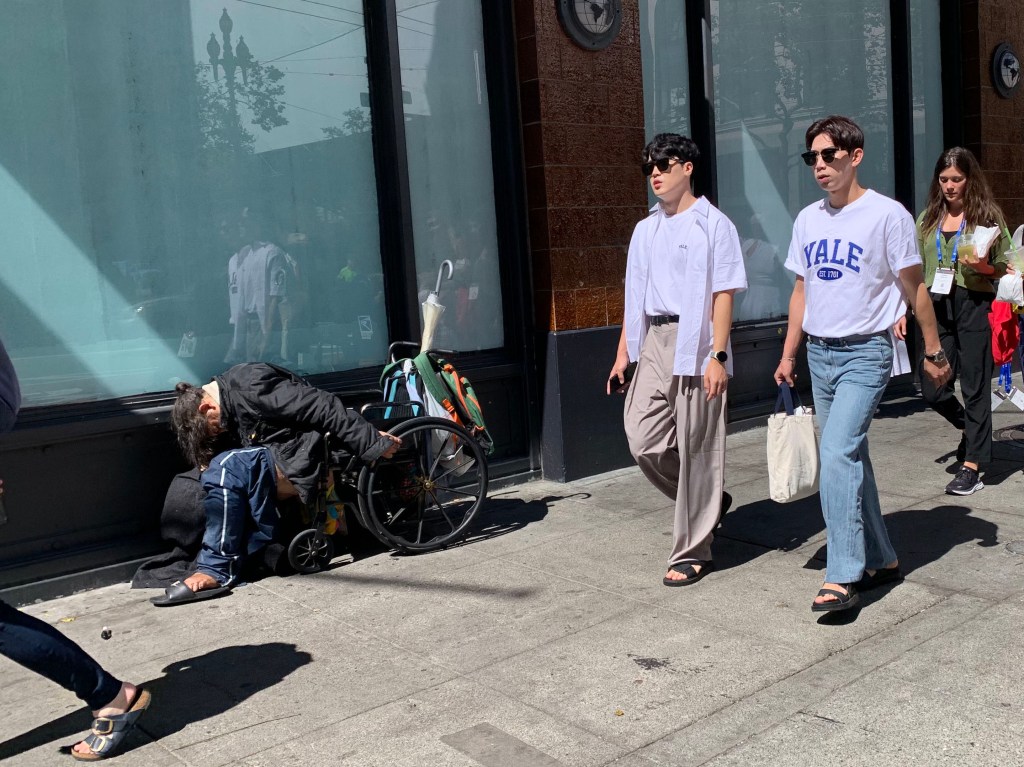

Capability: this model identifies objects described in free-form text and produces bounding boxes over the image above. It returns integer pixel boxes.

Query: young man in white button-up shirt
[608,134,747,587]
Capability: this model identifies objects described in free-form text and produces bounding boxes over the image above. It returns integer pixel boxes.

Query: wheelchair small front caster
[288,529,335,574]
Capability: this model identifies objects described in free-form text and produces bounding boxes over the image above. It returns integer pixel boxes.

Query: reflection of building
[1,1,1022,598]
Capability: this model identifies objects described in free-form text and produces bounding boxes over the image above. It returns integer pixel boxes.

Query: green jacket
[915,213,1011,294]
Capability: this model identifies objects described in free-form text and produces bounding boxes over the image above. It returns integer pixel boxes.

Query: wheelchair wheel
[288,529,335,574]
[357,416,488,553]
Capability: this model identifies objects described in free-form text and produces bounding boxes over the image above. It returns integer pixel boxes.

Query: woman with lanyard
[901,147,1012,495]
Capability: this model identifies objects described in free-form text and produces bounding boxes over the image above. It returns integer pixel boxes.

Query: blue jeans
[0,599,122,709]
[197,447,279,587]
[807,334,898,584]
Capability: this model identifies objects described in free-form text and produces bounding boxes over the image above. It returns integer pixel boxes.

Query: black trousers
[916,287,993,465]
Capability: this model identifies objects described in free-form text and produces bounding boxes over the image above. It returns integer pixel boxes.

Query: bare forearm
[711,291,734,351]
[910,281,942,351]
[782,283,805,358]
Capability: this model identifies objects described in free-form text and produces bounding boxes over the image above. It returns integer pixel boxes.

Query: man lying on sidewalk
[154,362,401,606]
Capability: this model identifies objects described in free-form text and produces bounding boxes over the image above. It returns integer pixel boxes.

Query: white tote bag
[767,384,820,503]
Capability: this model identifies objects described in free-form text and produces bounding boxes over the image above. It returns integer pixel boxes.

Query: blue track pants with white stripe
[196,447,279,586]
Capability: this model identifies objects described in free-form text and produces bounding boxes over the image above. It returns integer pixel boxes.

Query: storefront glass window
[0,0,385,407]
[910,0,944,209]
[397,0,504,353]
[710,0,896,323]
[639,0,690,138]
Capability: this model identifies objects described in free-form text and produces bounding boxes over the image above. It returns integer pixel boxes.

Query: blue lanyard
[936,217,966,267]
[1000,362,1013,393]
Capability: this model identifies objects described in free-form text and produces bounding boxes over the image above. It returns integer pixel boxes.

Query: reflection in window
[397,0,503,353]
[0,0,385,406]
[910,0,943,211]
[710,0,895,322]
[639,0,689,137]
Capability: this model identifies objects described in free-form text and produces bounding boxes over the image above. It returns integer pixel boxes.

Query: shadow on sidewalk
[802,504,998,576]
[0,642,311,761]
[715,493,826,573]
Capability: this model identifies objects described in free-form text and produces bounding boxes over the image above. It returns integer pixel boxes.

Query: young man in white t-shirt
[774,115,951,613]
[608,134,747,587]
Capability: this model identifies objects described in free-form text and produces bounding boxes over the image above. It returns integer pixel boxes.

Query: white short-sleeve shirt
[625,197,748,376]
[785,189,920,338]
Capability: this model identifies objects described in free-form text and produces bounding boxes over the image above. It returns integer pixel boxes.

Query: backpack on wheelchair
[286,343,491,573]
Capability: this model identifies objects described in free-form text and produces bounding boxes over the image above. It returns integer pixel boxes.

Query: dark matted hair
[171,381,214,469]
[805,115,864,152]
[643,133,700,167]
[920,146,1007,233]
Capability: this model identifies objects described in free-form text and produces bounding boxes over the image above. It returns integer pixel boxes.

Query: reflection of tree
[712,1,890,204]
[193,59,287,153]
[321,108,371,139]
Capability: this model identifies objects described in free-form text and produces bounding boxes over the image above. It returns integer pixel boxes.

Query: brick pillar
[514,0,648,334]
[962,1,1024,229]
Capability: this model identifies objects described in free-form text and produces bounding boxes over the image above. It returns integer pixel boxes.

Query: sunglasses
[642,157,679,176]
[800,147,844,166]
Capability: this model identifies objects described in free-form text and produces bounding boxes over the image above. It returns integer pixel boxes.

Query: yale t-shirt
[785,189,920,338]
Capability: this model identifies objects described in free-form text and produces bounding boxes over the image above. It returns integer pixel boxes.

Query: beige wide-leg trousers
[624,323,726,566]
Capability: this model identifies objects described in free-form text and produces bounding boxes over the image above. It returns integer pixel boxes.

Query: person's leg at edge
[0,599,140,757]
[188,448,278,593]
[664,374,725,582]
[808,338,893,605]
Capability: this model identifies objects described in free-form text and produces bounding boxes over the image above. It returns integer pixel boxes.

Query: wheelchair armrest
[359,401,426,430]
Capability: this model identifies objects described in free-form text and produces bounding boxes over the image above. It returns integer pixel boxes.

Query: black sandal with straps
[810,583,859,612]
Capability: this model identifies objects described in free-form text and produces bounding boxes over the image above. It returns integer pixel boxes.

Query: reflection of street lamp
[207,9,252,100]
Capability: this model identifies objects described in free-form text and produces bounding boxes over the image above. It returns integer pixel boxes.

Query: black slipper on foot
[811,584,859,612]
[150,580,230,607]
[663,561,714,587]
[855,567,903,591]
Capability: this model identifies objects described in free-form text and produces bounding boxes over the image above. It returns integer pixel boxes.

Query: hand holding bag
[767,384,819,503]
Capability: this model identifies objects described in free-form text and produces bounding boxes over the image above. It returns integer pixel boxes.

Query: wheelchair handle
[387,341,456,362]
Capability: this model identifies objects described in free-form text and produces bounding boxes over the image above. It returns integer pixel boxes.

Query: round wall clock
[992,42,1020,98]
[556,0,623,51]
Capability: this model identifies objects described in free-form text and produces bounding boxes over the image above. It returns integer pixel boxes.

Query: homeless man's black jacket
[214,363,391,504]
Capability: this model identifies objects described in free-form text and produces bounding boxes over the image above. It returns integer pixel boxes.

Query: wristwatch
[710,350,728,364]
[924,349,948,365]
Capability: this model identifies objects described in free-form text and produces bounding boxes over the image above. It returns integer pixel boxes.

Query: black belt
[807,331,887,346]
[649,315,679,326]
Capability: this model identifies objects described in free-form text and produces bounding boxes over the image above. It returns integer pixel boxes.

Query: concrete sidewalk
[4,393,1024,766]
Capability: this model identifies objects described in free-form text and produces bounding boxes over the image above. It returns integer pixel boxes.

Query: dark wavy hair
[643,133,700,167]
[919,146,1007,233]
[805,115,864,152]
[171,381,214,469]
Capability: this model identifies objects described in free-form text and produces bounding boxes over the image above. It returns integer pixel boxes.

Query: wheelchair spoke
[360,417,489,552]
[424,487,457,533]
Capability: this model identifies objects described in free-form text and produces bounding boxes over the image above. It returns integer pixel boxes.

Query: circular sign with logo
[556,0,623,51]
[992,42,1021,98]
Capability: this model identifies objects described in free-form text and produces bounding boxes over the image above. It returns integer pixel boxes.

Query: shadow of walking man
[0,642,312,761]
[805,504,999,577]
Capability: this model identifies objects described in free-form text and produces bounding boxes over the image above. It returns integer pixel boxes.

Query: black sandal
[811,583,859,612]
[663,561,714,587]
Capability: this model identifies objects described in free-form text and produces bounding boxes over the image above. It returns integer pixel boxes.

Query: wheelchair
[286,362,490,573]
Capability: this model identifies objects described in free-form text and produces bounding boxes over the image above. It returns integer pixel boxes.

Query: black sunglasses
[642,157,679,176]
[800,147,844,166]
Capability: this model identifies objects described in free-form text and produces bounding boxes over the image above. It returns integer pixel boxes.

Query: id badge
[931,268,954,295]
